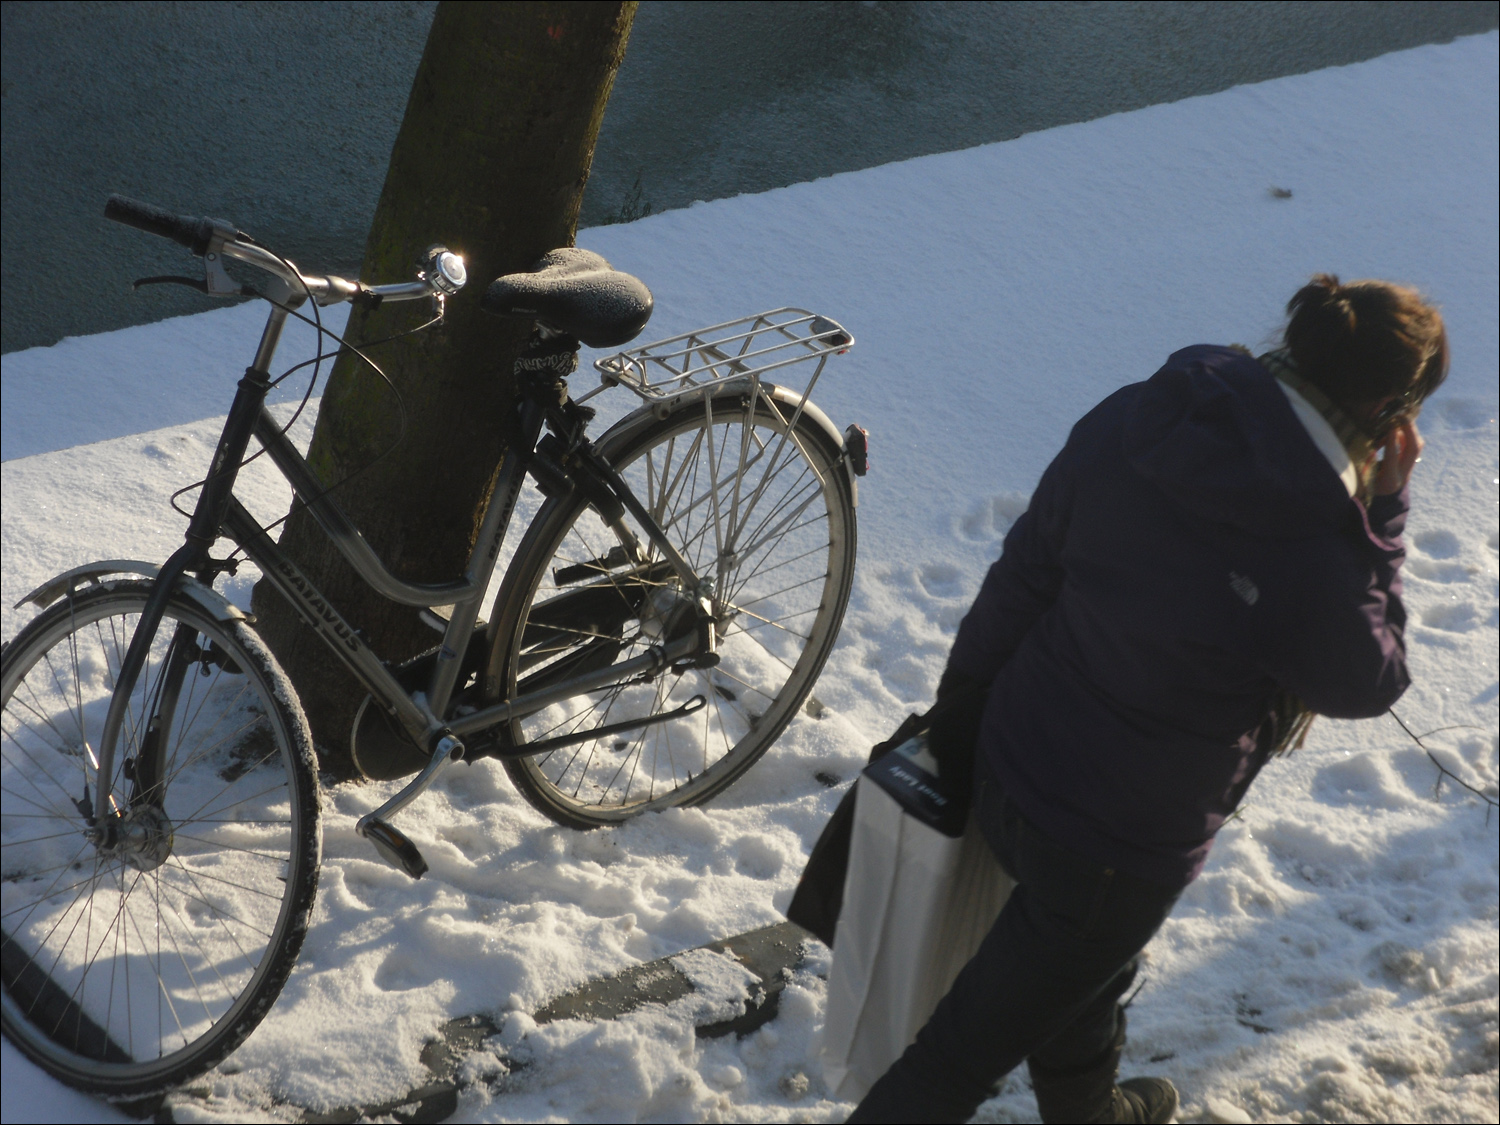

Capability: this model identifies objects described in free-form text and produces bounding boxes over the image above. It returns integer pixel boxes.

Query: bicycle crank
[356,732,465,879]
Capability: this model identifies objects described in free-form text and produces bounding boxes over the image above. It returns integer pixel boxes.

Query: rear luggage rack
[589,308,853,405]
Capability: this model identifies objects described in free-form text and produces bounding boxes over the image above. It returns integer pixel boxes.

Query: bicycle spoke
[0,751,82,824]
[174,776,293,830]
[9,673,87,756]
[147,870,220,1041]
[731,571,830,613]
[156,677,261,792]
[700,664,778,704]
[37,860,137,1034]
[120,888,193,1057]
[0,826,89,848]
[160,862,287,905]
[157,857,277,957]
[1,837,101,962]
[169,830,294,866]
[724,599,818,634]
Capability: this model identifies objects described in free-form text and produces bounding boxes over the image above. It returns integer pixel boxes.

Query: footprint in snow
[959,491,1031,541]
[1422,599,1479,632]
[918,562,965,599]
[1405,525,1495,630]
[1425,396,1496,430]
[868,561,964,603]
[372,948,430,992]
[1413,529,1461,559]
[732,834,784,879]
[1407,556,1472,583]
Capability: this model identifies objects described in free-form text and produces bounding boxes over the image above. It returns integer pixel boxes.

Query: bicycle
[0,195,865,1098]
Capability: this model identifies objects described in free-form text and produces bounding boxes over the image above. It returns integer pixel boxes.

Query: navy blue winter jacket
[950,345,1410,887]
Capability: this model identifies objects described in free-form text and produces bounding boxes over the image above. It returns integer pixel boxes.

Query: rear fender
[596,381,858,506]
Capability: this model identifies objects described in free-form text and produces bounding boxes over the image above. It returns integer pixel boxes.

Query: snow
[3,31,1497,1125]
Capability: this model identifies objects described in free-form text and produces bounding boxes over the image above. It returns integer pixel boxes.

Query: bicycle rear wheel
[489,387,857,827]
[0,581,320,1097]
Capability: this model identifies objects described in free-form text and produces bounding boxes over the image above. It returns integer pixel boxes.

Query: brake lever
[203,237,241,295]
[132,238,252,298]
[133,274,209,292]
[131,272,256,298]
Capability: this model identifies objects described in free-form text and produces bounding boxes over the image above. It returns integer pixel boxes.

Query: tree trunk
[251,1,637,777]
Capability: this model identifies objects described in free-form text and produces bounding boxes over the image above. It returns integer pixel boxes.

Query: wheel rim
[500,393,854,822]
[0,588,308,1086]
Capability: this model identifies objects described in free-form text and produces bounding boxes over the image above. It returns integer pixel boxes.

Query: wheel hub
[638,585,696,642]
[109,805,175,872]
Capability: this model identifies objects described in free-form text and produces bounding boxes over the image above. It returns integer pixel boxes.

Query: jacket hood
[1122,345,1351,538]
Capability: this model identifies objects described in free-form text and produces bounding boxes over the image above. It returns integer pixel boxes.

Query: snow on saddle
[482,247,653,347]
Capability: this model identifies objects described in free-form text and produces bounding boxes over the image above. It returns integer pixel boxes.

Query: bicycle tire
[489,387,857,828]
[0,581,320,1098]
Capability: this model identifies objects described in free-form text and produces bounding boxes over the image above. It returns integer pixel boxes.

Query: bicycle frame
[90,296,711,830]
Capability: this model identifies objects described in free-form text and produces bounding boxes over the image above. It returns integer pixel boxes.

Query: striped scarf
[1258,348,1378,504]
[1255,348,1371,755]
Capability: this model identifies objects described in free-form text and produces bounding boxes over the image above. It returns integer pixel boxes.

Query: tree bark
[251,1,637,777]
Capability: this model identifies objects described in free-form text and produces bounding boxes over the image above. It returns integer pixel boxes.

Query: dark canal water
[2,1,1494,353]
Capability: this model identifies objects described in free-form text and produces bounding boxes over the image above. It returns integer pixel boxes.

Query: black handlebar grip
[104,194,219,257]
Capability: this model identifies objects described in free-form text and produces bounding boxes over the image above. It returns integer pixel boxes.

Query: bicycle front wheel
[0,581,320,1098]
[490,388,857,828]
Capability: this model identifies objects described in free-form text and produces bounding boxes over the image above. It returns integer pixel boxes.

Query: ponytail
[1283,274,1448,423]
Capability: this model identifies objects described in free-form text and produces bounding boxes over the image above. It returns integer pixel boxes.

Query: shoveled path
[151,922,810,1124]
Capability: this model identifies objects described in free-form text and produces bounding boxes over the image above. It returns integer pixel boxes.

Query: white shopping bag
[821,748,1015,1102]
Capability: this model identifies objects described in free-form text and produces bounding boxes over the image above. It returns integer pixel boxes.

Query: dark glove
[926,667,987,798]
[786,668,987,946]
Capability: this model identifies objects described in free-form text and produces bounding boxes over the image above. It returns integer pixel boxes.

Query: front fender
[15,560,250,624]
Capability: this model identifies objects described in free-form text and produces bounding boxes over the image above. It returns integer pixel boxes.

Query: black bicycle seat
[482,248,653,348]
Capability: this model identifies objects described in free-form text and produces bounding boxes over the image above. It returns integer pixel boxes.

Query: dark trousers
[846,766,1182,1124]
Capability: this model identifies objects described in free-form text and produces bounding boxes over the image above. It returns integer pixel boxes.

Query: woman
[847,275,1448,1124]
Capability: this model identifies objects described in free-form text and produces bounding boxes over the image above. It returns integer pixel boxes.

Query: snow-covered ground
[3,32,1496,1125]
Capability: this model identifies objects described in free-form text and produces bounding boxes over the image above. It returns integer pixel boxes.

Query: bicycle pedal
[358,816,428,879]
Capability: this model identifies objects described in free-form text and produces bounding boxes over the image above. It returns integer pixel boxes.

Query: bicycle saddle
[482,248,653,348]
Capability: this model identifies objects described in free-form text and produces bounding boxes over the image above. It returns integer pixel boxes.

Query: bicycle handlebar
[105,193,463,307]
[105,195,227,257]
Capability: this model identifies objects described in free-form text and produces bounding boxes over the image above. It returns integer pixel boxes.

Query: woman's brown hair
[1283,274,1449,428]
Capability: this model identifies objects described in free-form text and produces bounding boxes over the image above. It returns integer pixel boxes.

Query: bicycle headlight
[422,245,467,295]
